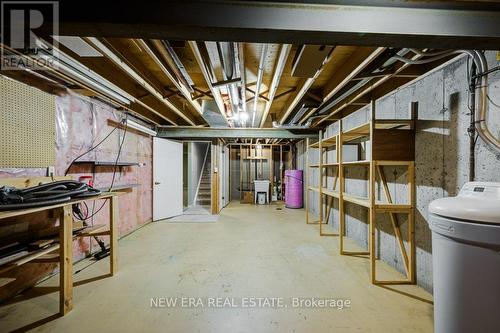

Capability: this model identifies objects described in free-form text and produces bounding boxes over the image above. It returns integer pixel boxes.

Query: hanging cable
[64,114,127,176]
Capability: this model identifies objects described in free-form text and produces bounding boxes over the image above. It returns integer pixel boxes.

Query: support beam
[157,127,318,139]
[57,2,500,49]
[84,37,195,125]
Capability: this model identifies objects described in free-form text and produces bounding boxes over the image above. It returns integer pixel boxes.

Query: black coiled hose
[0,180,101,211]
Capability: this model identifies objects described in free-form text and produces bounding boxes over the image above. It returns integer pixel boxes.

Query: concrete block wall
[298,51,500,292]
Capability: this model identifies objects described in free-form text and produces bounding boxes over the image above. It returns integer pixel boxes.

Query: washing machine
[428,182,500,333]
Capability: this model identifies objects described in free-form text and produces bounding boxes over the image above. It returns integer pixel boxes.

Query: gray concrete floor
[0,202,433,332]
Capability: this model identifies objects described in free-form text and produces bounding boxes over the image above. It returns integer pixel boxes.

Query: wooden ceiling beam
[299,47,386,126]
[314,51,441,126]
[137,39,204,118]
[84,37,196,125]
[2,42,172,125]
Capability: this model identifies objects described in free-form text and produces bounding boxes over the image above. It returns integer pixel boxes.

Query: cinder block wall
[298,51,500,291]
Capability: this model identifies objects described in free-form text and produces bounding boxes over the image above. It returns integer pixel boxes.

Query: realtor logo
[1,1,58,70]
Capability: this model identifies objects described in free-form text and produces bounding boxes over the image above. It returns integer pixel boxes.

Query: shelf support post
[59,205,73,315]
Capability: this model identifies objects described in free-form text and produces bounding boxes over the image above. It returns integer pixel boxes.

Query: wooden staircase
[196,152,211,207]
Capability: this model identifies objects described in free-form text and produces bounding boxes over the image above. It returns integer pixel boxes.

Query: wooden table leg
[110,196,118,275]
[59,205,73,315]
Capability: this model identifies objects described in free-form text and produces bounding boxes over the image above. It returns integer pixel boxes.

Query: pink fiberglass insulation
[0,93,153,302]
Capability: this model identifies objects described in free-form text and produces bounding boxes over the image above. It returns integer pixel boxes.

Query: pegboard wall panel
[0,76,56,167]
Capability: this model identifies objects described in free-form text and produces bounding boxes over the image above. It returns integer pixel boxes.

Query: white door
[153,138,183,220]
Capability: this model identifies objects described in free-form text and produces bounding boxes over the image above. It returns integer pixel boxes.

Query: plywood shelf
[342,160,370,166]
[321,188,340,198]
[342,122,371,142]
[375,119,414,130]
[75,224,109,237]
[321,135,338,147]
[308,186,320,193]
[322,163,339,167]
[342,193,371,208]
[0,244,60,275]
[308,163,338,168]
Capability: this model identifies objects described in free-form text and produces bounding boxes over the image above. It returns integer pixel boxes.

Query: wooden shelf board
[0,243,60,274]
[308,186,320,193]
[321,188,340,198]
[32,252,59,263]
[374,204,412,212]
[0,192,119,220]
[342,160,370,166]
[309,142,320,148]
[322,163,339,167]
[342,122,370,141]
[374,160,414,166]
[321,135,338,147]
[374,119,413,130]
[308,164,320,168]
[75,224,108,238]
[342,193,371,208]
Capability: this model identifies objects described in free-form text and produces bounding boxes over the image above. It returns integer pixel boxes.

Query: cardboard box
[241,191,254,204]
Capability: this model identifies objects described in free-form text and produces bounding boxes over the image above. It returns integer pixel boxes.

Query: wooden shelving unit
[306,101,418,285]
[0,177,122,315]
[305,133,340,237]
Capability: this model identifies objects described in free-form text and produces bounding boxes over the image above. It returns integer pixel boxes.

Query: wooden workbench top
[0,192,123,220]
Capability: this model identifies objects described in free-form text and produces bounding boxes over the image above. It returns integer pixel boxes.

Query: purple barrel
[285,170,303,209]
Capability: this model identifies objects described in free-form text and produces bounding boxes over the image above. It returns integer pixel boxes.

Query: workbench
[0,191,121,315]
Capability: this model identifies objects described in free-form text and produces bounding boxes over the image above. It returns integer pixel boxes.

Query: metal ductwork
[201,99,229,127]
[160,40,195,93]
[272,120,312,129]
[252,44,268,127]
[218,42,241,116]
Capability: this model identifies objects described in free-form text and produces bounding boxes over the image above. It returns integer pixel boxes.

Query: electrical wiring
[64,114,127,176]
[72,114,129,221]
[486,93,500,109]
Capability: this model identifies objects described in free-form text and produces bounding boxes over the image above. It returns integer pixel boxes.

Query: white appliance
[253,180,270,204]
[428,182,500,333]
